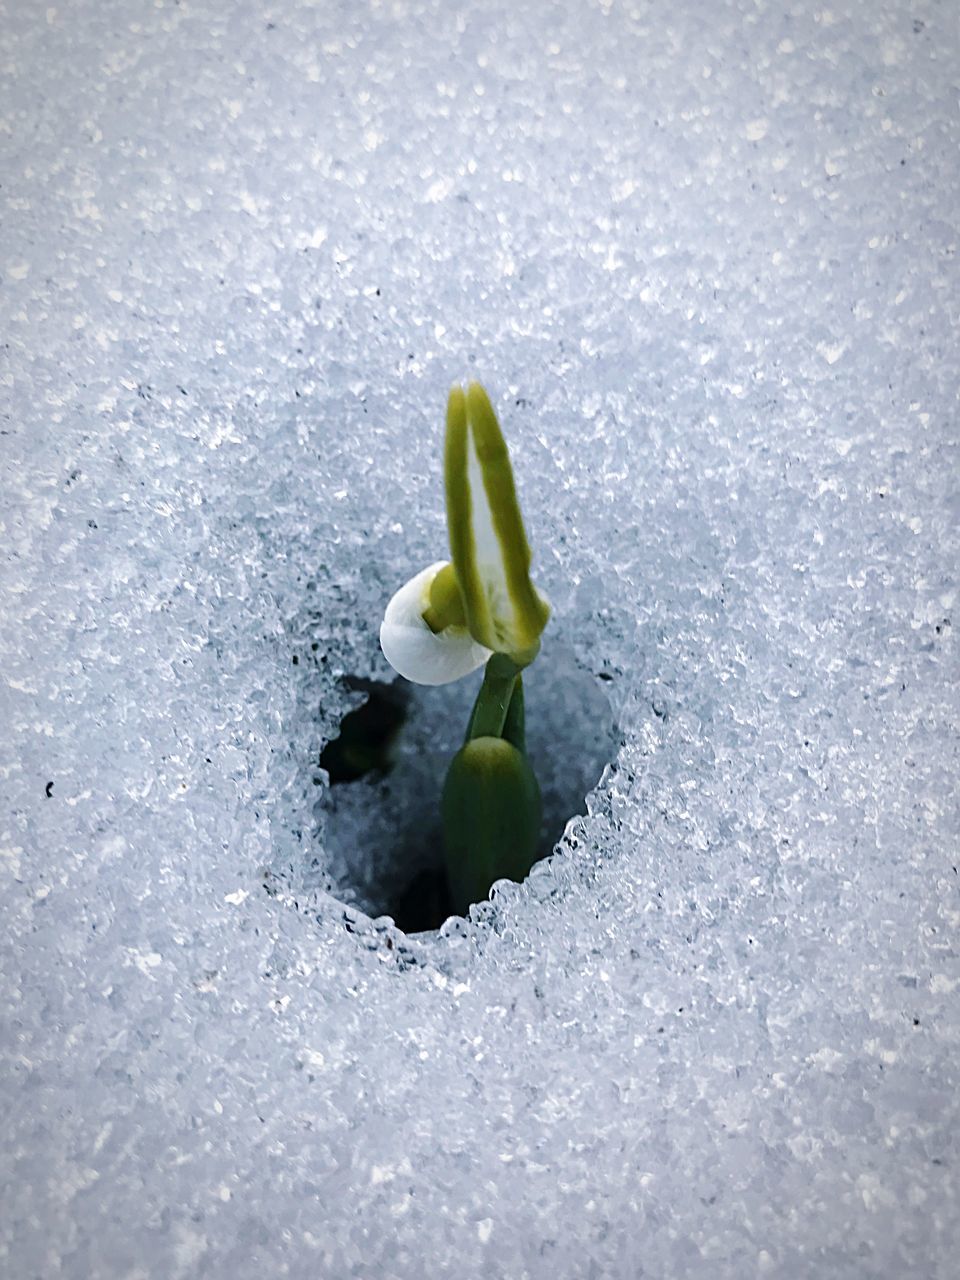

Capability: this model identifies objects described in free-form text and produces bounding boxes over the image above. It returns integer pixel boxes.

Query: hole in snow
[314,643,619,934]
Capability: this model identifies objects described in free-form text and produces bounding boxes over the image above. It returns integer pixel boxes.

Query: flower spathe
[379,384,549,687]
[445,383,550,658]
[379,560,491,686]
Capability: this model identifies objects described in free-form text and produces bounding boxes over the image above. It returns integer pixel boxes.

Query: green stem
[465,653,522,742]
[501,674,526,753]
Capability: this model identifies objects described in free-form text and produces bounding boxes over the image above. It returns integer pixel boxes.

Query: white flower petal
[380,561,491,686]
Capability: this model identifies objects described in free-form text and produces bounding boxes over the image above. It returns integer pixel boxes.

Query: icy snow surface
[2,1,958,1276]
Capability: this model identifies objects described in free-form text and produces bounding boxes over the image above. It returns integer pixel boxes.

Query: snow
[1,1,958,1277]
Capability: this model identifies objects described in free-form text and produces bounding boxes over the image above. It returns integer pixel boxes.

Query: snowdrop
[380,382,549,685]
[379,381,551,915]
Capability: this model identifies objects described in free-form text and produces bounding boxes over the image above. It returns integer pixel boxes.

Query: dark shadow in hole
[319,677,408,783]
[316,643,619,934]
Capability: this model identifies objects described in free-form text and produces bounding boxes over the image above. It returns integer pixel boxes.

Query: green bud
[445,383,550,660]
[441,735,542,914]
[421,561,467,634]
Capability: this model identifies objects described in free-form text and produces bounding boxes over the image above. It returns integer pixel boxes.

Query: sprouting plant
[380,382,550,915]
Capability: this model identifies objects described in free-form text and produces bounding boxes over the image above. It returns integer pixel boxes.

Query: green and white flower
[445,382,550,658]
[379,559,491,687]
[379,383,549,686]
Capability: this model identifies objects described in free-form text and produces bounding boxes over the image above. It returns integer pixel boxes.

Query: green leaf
[441,735,542,914]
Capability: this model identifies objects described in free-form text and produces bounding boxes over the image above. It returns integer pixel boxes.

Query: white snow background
[1,1,958,1277]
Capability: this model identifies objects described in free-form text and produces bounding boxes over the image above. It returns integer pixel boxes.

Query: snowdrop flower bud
[380,560,491,686]
[446,383,550,661]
